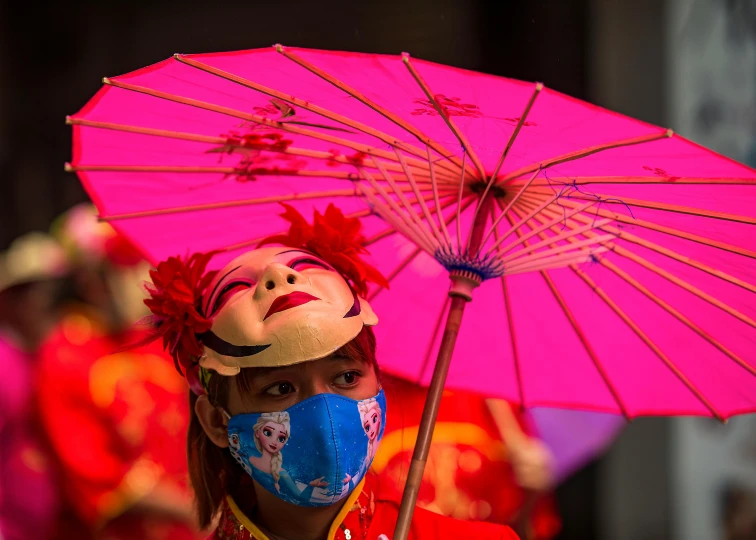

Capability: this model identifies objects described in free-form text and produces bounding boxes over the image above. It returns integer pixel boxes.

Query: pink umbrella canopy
[68,45,756,420]
[67,45,756,535]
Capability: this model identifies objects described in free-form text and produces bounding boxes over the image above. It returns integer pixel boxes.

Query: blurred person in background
[374,375,560,540]
[722,484,756,540]
[35,204,203,539]
[0,232,67,540]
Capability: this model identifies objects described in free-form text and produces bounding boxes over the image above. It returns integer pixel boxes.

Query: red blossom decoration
[258,203,389,297]
[642,165,680,182]
[142,252,218,375]
[326,150,368,168]
[411,95,483,118]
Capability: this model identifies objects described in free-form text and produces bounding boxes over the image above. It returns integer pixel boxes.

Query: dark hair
[187,325,378,529]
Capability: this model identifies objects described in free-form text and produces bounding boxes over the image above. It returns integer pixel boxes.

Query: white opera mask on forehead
[198,246,378,375]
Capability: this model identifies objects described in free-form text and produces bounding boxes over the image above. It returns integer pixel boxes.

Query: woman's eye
[263,429,272,437]
[265,382,295,396]
[278,436,286,443]
[364,423,370,432]
[334,371,360,386]
[372,414,378,424]
[289,257,331,272]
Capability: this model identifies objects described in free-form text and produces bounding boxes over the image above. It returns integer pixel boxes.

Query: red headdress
[140,204,387,393]
[140,252,217,394]
[257,203,389,297]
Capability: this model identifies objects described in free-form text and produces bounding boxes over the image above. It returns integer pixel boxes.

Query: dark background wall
[0,0,590,247]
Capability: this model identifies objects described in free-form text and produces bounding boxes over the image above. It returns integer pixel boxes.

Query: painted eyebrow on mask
[204,265,242,314]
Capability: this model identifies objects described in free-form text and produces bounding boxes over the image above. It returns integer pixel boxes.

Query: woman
[142,204,518,539]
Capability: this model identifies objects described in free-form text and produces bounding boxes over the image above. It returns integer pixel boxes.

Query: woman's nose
[256,263,304,295]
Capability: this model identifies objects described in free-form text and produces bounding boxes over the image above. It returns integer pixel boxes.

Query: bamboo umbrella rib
[393,148,447,249]
[505,248,610,275]
[520,199,756,328]
[529,176,756,186]
[100,188,358,221]
[366,195,477,303]
[67,117,458,183]
[219,207,372,253]
[356,182,436,255]
[402,54,485,180]
[495,202,603,258]
[604,227,756,295]
[100,187,455,223]
[509,206,726,420]
[358,168,438,253]
[101,78,454,179]
[601,258,756,379]
[364,193,460,246]
[499,130,673,183]
[517,201,756,381]
[519,192,756,260]
[501,204,631,418]
[528,187,756,225]
[466,83,544,251]
[479,169,541,249]
[571,263,724,420]
[482,188,565,258]
[455,152,468,252]
[372,158,440,251]
[490,83,544,182]
[67,163,375,179]
[489,205,527,409]
[517,196,756,295]
[504,232,615,269]
[175,54,462,178]
[427,145,454,249]
[607,244,756,330]
[274,45,467,174]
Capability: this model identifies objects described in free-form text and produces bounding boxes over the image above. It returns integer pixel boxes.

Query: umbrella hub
[469,182,506,199]
[448,269,482,301]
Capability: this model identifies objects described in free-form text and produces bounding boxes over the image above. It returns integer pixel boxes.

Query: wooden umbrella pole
[393,195,493,539]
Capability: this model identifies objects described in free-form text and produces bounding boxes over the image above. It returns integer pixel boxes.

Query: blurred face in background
[0,281,61,351]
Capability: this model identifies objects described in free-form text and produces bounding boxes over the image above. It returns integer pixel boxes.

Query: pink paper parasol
[67,46,756,538]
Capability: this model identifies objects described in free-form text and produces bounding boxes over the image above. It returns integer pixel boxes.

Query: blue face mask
[227,389,387,507]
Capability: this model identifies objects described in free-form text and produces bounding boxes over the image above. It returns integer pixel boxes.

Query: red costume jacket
[210,475,519,539]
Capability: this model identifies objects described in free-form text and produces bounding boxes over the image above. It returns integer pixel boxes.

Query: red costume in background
[373,376,560,539]
[37,310,201,539]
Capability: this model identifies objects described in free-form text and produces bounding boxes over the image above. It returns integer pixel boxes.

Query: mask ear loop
[219,407,232,428]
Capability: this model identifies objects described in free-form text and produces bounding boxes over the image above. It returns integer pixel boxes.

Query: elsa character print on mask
[342,395,384,494]
[246,411,328,503]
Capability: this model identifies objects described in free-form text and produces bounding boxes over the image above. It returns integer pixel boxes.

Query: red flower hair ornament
[140,204,386,394]
[140,251,217,395]
[258,203,389,297]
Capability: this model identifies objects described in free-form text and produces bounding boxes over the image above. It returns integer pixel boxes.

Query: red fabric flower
[258,203,389,297]
[142,252,218,375]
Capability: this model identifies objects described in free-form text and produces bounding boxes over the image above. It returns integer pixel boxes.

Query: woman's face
[200,247,377,375]
[363,407,381,441]
[226,353,379,416]
[256,421,288,454]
